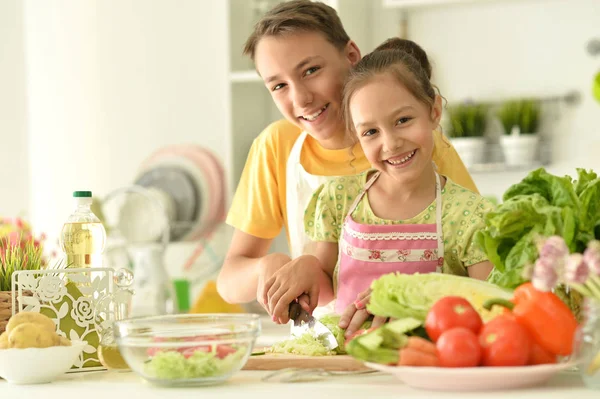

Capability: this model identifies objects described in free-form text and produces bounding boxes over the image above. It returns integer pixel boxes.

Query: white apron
[285,131,344,315]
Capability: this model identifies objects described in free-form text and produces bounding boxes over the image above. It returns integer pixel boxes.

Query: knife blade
[288,302,339,351]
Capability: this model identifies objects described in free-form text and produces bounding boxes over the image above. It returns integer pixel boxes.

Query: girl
[263,38,495,335]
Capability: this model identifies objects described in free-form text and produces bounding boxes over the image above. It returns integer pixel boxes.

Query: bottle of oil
[60,191,106,268]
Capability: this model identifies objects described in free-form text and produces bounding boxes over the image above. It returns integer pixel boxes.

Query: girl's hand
[339,289,387,337]
[263,255,323,324]
[256,253,291,311]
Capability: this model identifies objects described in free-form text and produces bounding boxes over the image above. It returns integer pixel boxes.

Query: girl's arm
[468,260,494,280]
[264,241,339,324]
[311,241,339,305]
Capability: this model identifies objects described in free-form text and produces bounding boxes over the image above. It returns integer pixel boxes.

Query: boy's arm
[217,229,289,305]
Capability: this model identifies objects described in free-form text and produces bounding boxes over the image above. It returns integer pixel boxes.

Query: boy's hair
[243,0,350,61]
[342,38,439,136]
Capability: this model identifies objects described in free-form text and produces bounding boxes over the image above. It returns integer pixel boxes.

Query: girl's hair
[243,1,350,61]
[342,38,439,137]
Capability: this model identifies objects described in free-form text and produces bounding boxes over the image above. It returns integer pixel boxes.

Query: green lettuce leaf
[268,314,371,356]
[574,168,598,196]
[502,168,578,211]
[367,273,512,322]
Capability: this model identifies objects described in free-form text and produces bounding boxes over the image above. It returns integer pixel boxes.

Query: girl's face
[254,31,360,149]
[349,72,442,184]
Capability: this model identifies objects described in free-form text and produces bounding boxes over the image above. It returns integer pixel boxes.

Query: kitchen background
[1,0,599,302]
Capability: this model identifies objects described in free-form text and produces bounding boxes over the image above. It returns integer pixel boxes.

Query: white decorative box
[11,267,115,372]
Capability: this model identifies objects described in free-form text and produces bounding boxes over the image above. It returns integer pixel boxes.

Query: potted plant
[0,237,45,333]
[497,99,541,167]
[446,102,488,168]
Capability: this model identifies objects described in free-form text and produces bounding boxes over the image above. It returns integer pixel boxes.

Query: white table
[1,369,597,399]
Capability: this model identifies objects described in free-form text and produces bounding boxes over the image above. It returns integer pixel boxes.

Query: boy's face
[350,72,442,185]
[254,31,360,149]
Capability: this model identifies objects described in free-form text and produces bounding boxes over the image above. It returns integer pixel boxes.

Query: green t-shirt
[303,170,494,277]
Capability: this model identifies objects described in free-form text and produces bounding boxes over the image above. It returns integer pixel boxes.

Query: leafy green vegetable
[268,314,371,356]
[345,318,424,365]
[367,273,512,322]
[318,314,354,352]
[478,167,600,289]
[143,347,246,380]
[269,332,337,356]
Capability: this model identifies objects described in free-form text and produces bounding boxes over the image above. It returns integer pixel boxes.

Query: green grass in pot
[497,99,540,135]
[0,237,44,291]
[447,103,488,138]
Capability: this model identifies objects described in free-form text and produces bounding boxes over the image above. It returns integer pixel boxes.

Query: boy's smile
[254,31,360,150]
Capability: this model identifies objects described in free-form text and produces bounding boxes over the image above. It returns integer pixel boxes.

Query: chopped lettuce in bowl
[143,344,248,381]
[115,313,260,386]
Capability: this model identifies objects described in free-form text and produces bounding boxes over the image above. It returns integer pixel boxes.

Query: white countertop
[2,317,597,398]
[1,368,597,399]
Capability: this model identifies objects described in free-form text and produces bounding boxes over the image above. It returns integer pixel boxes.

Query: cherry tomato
[425,296,483,342]
[479,315,531,367]
[436,327,482,367]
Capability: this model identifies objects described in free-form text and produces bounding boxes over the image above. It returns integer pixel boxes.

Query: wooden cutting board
[243,352,369,371]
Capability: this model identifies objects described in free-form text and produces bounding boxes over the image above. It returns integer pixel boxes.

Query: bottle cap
[73,191,92,198]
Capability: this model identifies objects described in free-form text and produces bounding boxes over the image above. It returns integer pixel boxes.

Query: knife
[288,302,339,351]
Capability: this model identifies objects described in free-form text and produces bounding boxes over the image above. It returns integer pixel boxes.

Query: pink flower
[531,256,559,292]
[421,249,435,261]
[538,235,569,264]
[564,253,590,284]
[583,241,600,276]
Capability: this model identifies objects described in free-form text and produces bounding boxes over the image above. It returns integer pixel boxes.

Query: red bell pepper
[483,282,577,357]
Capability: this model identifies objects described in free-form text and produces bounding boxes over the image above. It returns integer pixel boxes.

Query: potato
[58,336,72,346]
[6,312,56,335]
[8,322,58,349]
[0,332,8,349]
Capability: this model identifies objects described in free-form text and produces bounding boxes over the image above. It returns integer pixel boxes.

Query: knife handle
[289,302,302,320]
[289,301,311,323]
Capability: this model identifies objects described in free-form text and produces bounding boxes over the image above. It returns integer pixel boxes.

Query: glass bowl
[114,313,261,386]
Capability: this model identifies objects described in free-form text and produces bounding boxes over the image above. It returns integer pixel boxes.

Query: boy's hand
[338,289,387,337]
[263,255,322,324]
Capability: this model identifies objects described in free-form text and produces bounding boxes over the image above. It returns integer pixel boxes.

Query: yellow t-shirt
[226,119,478,243]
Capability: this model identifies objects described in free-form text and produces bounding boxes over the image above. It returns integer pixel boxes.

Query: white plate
[365,361,574,391]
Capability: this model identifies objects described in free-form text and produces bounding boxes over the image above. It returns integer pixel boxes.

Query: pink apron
[335,171,444,314]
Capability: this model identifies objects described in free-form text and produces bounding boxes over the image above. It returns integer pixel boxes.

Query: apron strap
[285,131,309,259]
[434,172,445,267]
[346,171,380,217]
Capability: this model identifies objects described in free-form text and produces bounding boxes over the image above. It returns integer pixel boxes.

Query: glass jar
[573,298,600,389]
[95,268,134,370]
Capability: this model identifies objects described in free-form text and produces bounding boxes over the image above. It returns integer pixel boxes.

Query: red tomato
[146,347,162,357]
[528,341,557,365]
[425,296,483,342]
[436,327,482,368]
[216,344,238,359]
[479,315,531,367]
[180,345,212,359]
